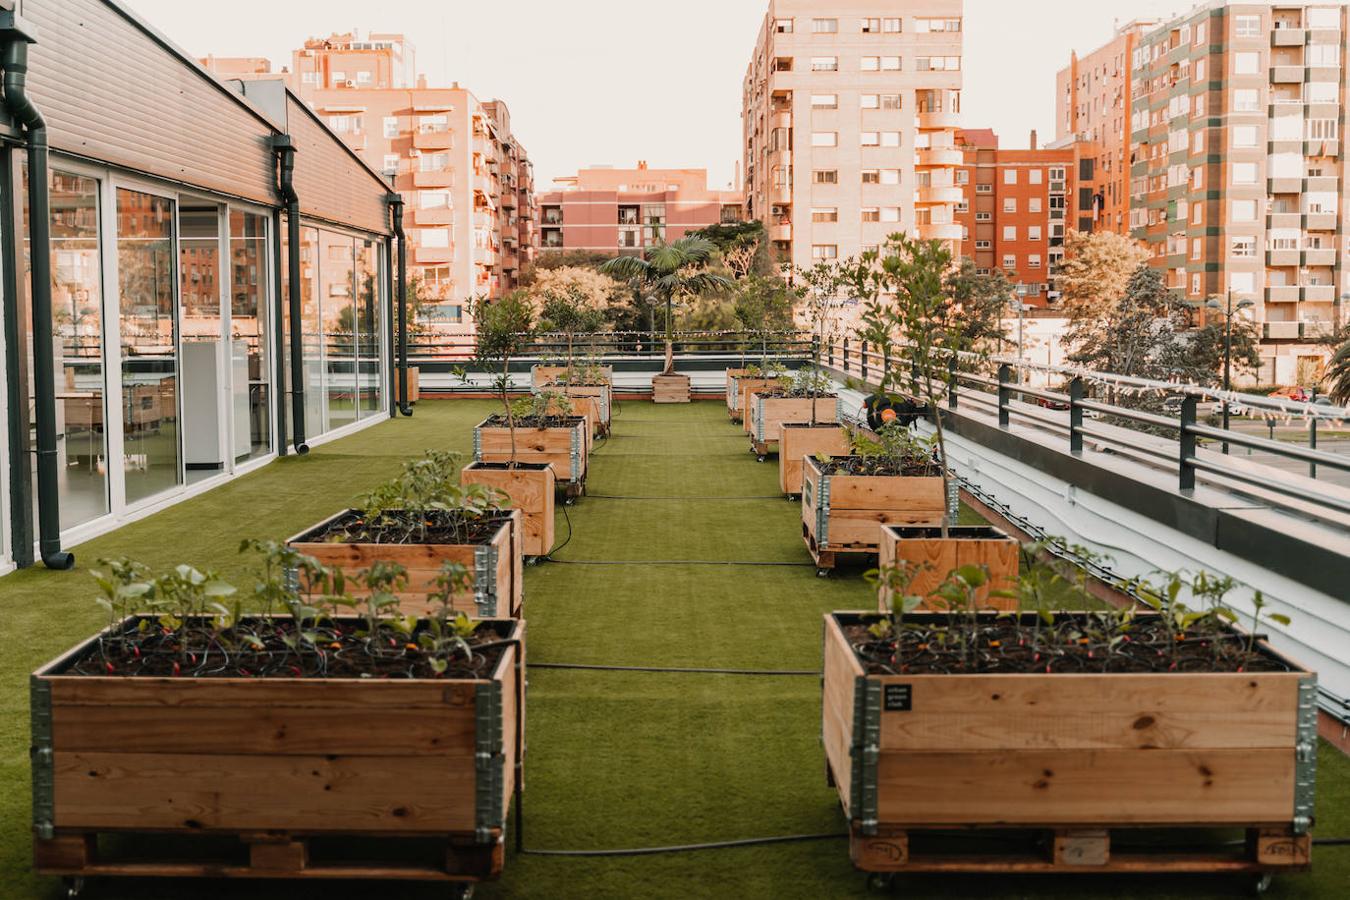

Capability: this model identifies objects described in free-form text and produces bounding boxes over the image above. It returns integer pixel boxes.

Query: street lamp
[1008,294,1026,382]
[1206,290,1256,453]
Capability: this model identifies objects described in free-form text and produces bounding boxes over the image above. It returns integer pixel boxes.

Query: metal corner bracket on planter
[475,679,506,843]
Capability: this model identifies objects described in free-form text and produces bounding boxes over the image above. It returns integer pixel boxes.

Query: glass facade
[229,211,270,462]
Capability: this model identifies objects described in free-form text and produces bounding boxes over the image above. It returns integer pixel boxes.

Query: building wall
[539,165,743,255]
[954,130,1075,307]
[1127,1,1347,384]
[743,0,964,316]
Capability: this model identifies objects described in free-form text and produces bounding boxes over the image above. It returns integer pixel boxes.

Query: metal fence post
[1309,415,1318,479]
[947,357,957,410]
[1069,377,1084,454]
[1179,395,1197,491]
[997,363,1011,428]
[861,340,869,383]
[827,336,834,369]
[843,337,850,375]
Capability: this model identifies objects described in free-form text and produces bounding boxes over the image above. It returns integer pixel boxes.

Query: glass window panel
[230,210,270,459]
[320,231,357,429]
[356,238,382,417]
[178,201,224,484]
[116,188,180,505]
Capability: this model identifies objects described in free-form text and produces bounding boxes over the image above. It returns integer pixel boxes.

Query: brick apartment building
[954,129,1075,307]
[537,164,743,256]
[204,32,535,335]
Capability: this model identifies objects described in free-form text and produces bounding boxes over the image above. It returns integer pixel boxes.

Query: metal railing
[822,339,1350,528]
[405,330,816,363]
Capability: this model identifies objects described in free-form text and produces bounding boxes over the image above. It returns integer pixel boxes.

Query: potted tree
[727,274,799,421]
[534,277,614,436]
[822,564,1314,889]
[290,451,524,617]
[31,550,524,891]
[801,424,945,575]
[852,234,1018,590]
[600,236,732,403]
[749,368,841,462]
[474,379,589,503]
[460,294,558,556]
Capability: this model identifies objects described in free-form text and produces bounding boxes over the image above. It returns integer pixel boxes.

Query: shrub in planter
[823,566,1315,884]
[876,523,1019,611]
[801,425,945,572]
[541,362,613,437]
[749,368,841,459]
[31,552,524,888]
[535,287,614,435]
[289,451,523,618]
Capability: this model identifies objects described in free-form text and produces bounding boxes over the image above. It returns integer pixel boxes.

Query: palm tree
[600,236,732,374]
[1327,338,1350,404]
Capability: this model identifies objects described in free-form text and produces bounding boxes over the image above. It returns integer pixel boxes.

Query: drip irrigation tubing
[528,662,817,676]
[521,832,847,858]
[586,493,785,501]
[545,558,815,567]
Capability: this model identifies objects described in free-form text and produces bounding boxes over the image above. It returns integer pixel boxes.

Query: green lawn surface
[1,399,1346,899]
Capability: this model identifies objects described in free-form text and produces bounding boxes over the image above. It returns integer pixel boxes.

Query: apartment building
[742,0,965,296]
[538,164,743,256]
[205,33,535,334]
[954,129,1075,307]
[1127,2,1348,384]
[1054,19,1159,235]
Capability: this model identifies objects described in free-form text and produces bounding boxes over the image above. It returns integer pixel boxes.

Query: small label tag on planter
[884,684,912,712]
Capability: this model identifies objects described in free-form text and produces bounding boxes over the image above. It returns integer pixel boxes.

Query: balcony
[771,222,792,241]
[501,192,518,208]
[915,185,963,205]
[918,221,963,241]
[413,170,454,188]
[1272,28,1307,46]
[413,130,453,151]
[1265,285,1301,303]
[772,111,792,131]
[1302,284,1336,301]
[1266,248,1300,267]
[915,147,963,167]
[414,244,453,265]
[1270,65,1305,83]
[1305,212,1338,230]
[916,108,960,130]
[1304,248,1337,266]
[1268,177,1303,194]
[413,207,454,226]
[1264,320,1301,339]
[770,184,792,204]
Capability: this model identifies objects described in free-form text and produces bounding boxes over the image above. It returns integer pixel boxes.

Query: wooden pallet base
[803,529,878,573]
[849,821,1310,877]
[750,439,780,459]
[35,828,503,884]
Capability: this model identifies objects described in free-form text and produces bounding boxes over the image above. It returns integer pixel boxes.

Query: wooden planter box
[733,377,781,427]
[557,383,612,436]
[749,394,841,457]
[653,373,690,403]
[801,456,945,571]
[288,509,524,618]
[877,524,1020,612]
[532,364,612,389]
[406,366,420,403]
[724,369,749,418]
[474,416,588,488]
[31,618,524,887]
[779,423,851,496]
[543,397,594,458]
[461,462,556,558]
[822,612,1316,880]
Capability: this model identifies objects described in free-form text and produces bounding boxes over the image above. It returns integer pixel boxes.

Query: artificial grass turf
[0,398,1345,900]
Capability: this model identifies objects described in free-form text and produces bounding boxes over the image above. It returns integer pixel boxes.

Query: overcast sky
[128,0,1204,189]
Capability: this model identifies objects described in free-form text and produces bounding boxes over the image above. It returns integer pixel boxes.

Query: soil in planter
[468,462,552,472]
[814,455,940,478]
[63,618,514,680]
[482,414,582,429]
[754,391,839,401]
[843,613,1292,676]
[301,509,513,546]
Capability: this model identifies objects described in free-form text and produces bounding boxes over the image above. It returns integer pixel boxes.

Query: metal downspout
[270,208,287,455]
[1,142,32,567]
[388,193,412,416]
[382,222,395,417]
[271,135,307,454]
[4,35,71,569]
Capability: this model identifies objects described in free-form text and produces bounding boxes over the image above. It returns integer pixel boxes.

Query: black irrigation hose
[542,499,575,559]
[546,558,814,568]
[586,494,784,501]
[521,832,847,858]
[529,662,817,676]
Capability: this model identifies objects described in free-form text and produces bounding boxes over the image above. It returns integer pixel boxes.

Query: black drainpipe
[388,192,412,416]
[271,135,307,454]
[382,220,396,418]
[3,33,71,569]
[271,207,288,454]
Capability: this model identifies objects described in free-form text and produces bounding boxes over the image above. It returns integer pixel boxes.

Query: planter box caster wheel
[816,567,830,578]
[564,497,576,506]
[63,877,87,898]
[756,455,766,463]
[1251,874,1274,895]
[866,872,895,892]
[448,885,475,900]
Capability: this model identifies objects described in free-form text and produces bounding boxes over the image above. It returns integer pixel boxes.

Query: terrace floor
[1,399,1347,899]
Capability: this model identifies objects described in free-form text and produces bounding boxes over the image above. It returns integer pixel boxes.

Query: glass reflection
[179,202,223,484]
[321,231,356,428]
[230,211,270,460]
[356,238,382,417]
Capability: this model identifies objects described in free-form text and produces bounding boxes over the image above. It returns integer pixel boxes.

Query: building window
[1234,51,1260,74]
[775,18,793,33]
[1003,169,1017,185]
[956,170,969,184]
[1233,162,1258,184]
[1232,199,1257,222]
[861,207,880,222]
[916,56,961,71]
[861,131,880,146]
[813,170,839,186]
[861,94,879,109]
[1003,226,1017,241]
[1028,169,1043,185]
[773,57,793,72]
[811,56,838,72]
[1028,226,1042,241]
[975,240,991,250]
[419,152,449,172]
[915,18,962,33]
[881,56,901,71]
[884,18,902,32]
[862,170,880,184]
[880,94,902,109]
[880,132,900,147]
[812,244,838,259]
[301,71,319,84]
[1231,236,1255,257]
[975,212,992,222]
[812,18,838,33]
[1308,118,1339,140]
[812,131,838,147]
[1028,254,1042,269]
[811,207,839,223]
[1235,15,1261,38]
[418,114,449,134]
[1002,254,1017,269]
[1003,198,1017,213]
[355,70,372,84]
[1232,125,1258,148]
[881,206,901,223]
[420,228,450,248]
[326,114,362,134]
[1028,197,1041,213]
[861,17,881,33]
[420,189,451,209]
[811,93,838,108]
[862,56,880,71]
[976,183,992,194]
[881,169,900,184]
[382,154,399,176]
[383,116,399,138]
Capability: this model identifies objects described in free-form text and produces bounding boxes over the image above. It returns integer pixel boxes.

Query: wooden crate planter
[801,456,945,572]
[460,462,556,558]
[749,394,841,459]
[724,369,750,419]
[288,509,523,618]
[734,377,781,428]
[822,612,1317,886]
[532,364,611,389]
[31,619,524,889]
[544,397,595,459]
[877,524,1020,612]
[557,383,612,436]
[779,423,851,496]
[406,366,420,402]
[474,416,588,496]
[652,373,691,403]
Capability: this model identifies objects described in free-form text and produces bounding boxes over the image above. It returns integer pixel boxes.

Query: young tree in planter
[599,236,733,374]
[472,292,534,464]
[733,273,798,367]
[792,258,853,425]
[854,234,980,539]
[535,281,607,376]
